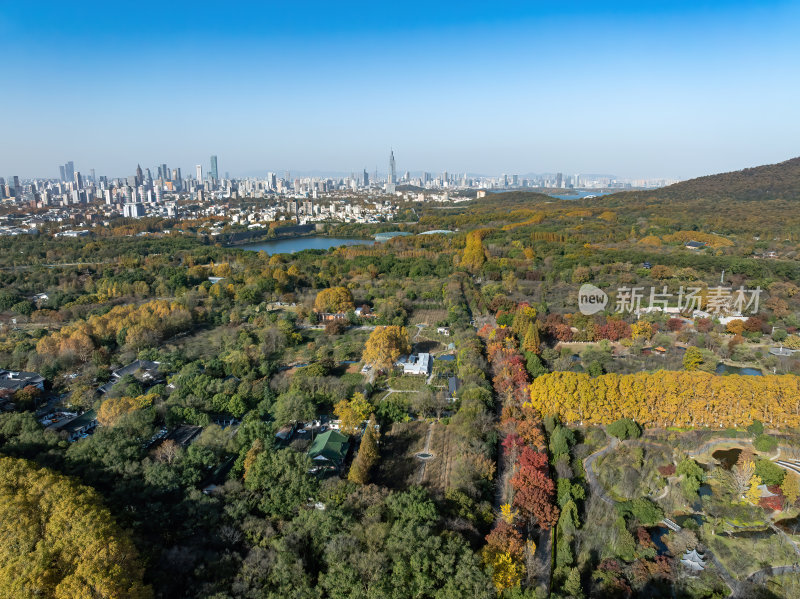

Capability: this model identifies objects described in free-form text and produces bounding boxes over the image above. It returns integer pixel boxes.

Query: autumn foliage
[0,456,152,599]
[313,286,355,313]
[36,299,193,362]
[528,370,800,428]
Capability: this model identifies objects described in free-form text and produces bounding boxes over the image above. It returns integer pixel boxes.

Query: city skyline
[2,1,800,179]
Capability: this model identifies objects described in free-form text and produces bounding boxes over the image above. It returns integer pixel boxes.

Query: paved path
[746,564,800,582]
[583,436,619,505]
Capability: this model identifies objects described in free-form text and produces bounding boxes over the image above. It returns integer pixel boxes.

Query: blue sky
[2,1,799,180]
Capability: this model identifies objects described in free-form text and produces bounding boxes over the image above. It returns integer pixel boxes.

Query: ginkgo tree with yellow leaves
[362,325,411,371]
[527,370,800,429]
[0,456,152,599]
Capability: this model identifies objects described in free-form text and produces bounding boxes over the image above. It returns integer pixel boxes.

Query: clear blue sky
[2,1,799,180]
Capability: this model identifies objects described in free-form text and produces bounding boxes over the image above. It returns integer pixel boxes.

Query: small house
[0,369,45,392]
[396,353,432,376]
[437,327,450,336]
[685,241,706,250]
[308,429,350,472]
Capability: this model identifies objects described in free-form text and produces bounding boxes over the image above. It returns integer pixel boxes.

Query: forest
[3,157,800,598]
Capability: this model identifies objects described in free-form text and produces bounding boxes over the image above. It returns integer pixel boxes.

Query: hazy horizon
[2,1,799,180]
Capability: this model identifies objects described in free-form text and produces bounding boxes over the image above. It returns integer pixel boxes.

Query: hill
[606,156,800,204]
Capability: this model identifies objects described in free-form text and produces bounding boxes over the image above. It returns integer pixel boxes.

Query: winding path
[582,436,619,505]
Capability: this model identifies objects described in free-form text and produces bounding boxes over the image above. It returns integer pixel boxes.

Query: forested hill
[605,156,800,204]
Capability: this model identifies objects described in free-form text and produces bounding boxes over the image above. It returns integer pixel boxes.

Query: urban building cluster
[0,151,674,235]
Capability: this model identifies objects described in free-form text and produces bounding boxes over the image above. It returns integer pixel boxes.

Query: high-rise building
[555,172,563,188]
[135,164,143,186]
[59,165,66,181]
[363,169,369,187]
[196,165,203,181]
[74,172,83,189]
[210,155,218,181]
[389,149,396,184]
[65,161,74,182]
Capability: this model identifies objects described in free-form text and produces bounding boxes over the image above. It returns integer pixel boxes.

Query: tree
[726,319,746,335]
[683,346,704,371]
[362,325,411,371]
[271,390,315,427]
[314,286,355,313]
[521,322,541,355]
[754,434,778,453]
[745,474,762,505]
[755,459,785,486]
[348,418,380,484]
[782,473,800,506]
[631,321,653,341]
[334,392,372,434]
[153,439,181,464]
[0,456,152,599]
[747,419,764,436]
[607,418,641,440]
[97,394,154,427]
[462,230,488,271]
[511,447,559,529]
[244,447,318,518]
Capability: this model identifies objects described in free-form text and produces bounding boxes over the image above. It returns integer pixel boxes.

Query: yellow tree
[362,326,411,371]
[500,503,518,525]
[334,392,372,434]
[462,230,488,271]
[745,474,762,505]
[782,473,800,506]
[631,320,653,342]
[348,417,380,484]
[314,287,355,313]
[97,395,154,427]
[0,456,152,599]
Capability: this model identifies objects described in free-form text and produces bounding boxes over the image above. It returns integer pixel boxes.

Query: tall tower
[389,149,396,184]
[210,155,218,181]
[196,165,203,181]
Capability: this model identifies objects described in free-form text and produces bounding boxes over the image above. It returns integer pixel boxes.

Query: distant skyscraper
[196,165,203,181]
[90,168,96,182]
[556,172,563,188]
[74,172,83,189]
[65,161,74,182]
[363,169,369,187]
[389,149,396,184]
[210,155,218,180]
[59,165,66,181]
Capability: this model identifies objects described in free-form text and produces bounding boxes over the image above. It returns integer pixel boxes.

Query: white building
[396,353,432,376]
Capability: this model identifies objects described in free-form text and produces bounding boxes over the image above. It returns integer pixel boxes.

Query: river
[238,236,370,254]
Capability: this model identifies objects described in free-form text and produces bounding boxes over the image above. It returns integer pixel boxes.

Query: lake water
[715,363,763,376]
[239,236,369,254]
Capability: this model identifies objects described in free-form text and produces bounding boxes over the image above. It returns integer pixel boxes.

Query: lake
[715,363,763,376]
[239,236,369,254]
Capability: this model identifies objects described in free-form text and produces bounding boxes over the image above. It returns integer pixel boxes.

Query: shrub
[754,434,778,453]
